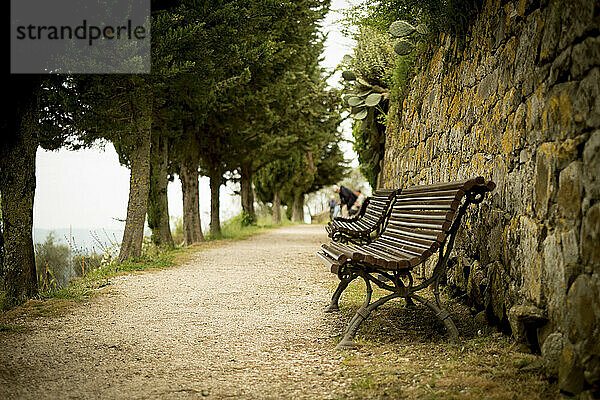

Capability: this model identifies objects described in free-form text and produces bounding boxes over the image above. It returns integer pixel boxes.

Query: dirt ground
[0,225,557,399]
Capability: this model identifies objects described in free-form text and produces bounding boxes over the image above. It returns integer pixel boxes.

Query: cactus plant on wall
[389,20,428,56]
[340,27,394,189]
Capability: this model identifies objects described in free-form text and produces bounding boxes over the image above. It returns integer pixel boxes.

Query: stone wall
[379,0,599,395]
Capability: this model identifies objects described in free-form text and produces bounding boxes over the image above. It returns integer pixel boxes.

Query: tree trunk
[179,136,204,245]
[147,133,174,248]
[0,110,39,305]
[118,106,152,262]
[291,191,305,223]
[272,190,281,224]
[0,214,4,280]
[209,166,222,237]
[240,161,256,222]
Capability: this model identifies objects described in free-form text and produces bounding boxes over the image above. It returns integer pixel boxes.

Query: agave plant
[389,20,428,56]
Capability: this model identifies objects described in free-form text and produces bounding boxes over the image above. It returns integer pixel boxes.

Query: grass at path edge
[0,219,302,324]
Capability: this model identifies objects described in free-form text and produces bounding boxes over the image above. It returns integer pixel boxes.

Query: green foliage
[342,0,483,36]
[390,50,417,103]
[341,0,479,189]
[34,233,72,291]
[240,211,255,227]
[72,254,103,278]
[254,159,296,204]
[393,39,415,56]
[340,27,395,190]
[348,27,396,88]
[389,20,416,37]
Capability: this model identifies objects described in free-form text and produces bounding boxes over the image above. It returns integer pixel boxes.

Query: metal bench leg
[325,273,356,312]
[336,276,401,350]
[410,293,459,341]
[336,276,373,349]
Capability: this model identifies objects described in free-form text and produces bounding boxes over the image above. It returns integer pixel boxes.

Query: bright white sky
[33,0,357,231]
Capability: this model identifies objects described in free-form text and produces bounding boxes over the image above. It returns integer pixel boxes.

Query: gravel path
[0,225,351,399]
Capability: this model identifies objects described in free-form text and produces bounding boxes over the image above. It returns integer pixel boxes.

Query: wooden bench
[325,189,397,245]
[317,177,495,349]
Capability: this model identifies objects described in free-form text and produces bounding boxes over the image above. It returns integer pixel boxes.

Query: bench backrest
[374,177,494,268]
[357,189,397,231]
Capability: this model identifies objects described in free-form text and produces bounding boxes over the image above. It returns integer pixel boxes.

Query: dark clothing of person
[338,185,357,209]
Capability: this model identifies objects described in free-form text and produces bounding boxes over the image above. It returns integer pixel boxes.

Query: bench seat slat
[380,231,438,249]
[361,213,381,225]
[363,247,410,269]
[335,218,374,233]
[316,251,340,273]
[342,220,370,233]
[388,218,452,231]
[384,225,446,242]
[327,242,363,260]
[348,219,368,231]
[354,247,402,268]
[326,241,410,269]
[371,238,432,259]
[393,202,459,211]
[368,198,391,206]
[359,246,411,269]
[393,198,460,207]
[368,240,422,259]
[366,204,386,214]
[391,211,453,221]
[367,245,427,268]
[396,189,465,200]
[362,213,383,225]
[321,243,350,263]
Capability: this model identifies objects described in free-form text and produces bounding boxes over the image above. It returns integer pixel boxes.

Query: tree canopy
[0,0,349,307]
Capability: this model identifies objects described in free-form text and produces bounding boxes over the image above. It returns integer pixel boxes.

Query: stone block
[573,68,600,129]
[526,91,543,140]
[539,3,560,63]
[520,216,544,303]
[543,232,567,324]
[534,143,557,217]
[488,261,508,320]
[583,130,600,199]
[571,36,600,80]
[556,161,583,220]
[561,229,581,283]
[559,340,585,394]
[581,203,600,269]
[557,0,597,52]
[566,274,598,343]
[543,82,577,140]
[467,260,486,308]
[541,331,563,378]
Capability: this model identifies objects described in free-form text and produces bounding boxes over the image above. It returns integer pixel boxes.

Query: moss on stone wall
[380,0,600,395]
